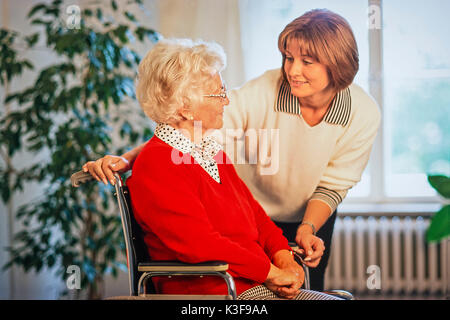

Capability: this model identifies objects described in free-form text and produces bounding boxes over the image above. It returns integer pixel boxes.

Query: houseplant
[426,174,450,242]
[427,174,450,299]
[0,0,158,299]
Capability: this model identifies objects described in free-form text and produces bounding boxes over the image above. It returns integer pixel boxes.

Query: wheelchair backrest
[113,174,153,295]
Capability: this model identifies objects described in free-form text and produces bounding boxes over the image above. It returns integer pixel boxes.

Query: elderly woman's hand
[82,155,130,185]
[264,264,303,299]
[294,226,325,268]
[271,249,305,297]
[272,249,305,275]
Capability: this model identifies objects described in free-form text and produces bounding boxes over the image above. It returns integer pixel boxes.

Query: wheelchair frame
[71,170,353,300]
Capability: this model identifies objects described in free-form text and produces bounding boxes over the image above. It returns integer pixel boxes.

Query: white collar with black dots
[155,123,223,183]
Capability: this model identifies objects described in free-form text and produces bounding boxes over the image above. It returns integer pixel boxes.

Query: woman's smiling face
[283,39,332,100]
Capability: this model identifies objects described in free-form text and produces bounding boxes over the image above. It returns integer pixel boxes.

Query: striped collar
[275,80,351,127]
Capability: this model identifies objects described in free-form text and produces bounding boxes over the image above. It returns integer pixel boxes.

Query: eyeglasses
[203,85,228,100]
[203,92,228,99]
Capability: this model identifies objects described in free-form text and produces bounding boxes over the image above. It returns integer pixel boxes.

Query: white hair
[136,38,227,123]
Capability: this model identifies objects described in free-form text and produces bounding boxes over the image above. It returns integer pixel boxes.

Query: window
[239,0,449,203]
[383,0,450,198]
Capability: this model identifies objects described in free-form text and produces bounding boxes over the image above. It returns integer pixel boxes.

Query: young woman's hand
[295,225,325,268]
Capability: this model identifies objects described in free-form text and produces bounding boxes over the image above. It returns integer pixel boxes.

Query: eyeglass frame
[202,85,228,100]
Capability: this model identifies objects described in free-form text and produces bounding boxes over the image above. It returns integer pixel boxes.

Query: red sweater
[127,136,290,295]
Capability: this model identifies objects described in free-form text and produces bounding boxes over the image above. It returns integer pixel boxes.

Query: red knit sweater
[127,136,290,295]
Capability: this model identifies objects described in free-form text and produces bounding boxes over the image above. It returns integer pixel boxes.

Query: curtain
[154,0,246,89]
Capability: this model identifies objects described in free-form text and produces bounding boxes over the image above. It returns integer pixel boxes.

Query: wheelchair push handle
[70,170,122,187]
[71,170,95,187]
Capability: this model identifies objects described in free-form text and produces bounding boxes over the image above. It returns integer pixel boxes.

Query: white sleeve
[312,88,381,213]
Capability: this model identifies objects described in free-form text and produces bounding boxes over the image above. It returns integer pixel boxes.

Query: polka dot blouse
[155,123,223,183]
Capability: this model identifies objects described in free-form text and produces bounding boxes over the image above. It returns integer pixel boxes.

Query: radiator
[324,215,449,298]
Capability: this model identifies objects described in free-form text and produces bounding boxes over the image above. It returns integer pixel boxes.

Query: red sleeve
[236,174,291,260]
[129,147,271,283]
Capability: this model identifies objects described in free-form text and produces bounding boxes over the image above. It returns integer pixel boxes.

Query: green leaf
[112,25,129,43]
[426,205,450,242]
[83,9,93,17]
[135,26,159,42]
[30,18,51,26]
[28,4,47,18]
[124,12,137,22]
[47,254,56,267]
[52,0,63,7]
[25,33,40,48]
[96,8,103,21]
[111,0,118,11]
[428,175,450,199]
[44,7,59,17]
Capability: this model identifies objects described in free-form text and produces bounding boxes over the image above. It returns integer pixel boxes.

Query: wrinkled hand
[82,155,130,185]
[264,263,304,299]
[295,228,325,268]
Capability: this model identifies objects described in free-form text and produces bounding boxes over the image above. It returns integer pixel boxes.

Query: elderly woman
[84,9,381,291]
[120,38,338,300]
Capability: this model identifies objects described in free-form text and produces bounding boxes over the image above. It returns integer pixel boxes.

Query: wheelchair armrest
[137,261,236,299]
[138,261,229,273]
[322,290,355,300]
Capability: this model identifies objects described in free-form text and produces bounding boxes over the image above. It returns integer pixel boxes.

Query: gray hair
[136,38,227,123]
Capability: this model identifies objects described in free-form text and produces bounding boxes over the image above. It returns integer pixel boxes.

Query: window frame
[343,0,442,206]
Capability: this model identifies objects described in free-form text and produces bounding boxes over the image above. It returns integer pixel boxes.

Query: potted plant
[426,174,450,299]
[1,0,158,299]
[426,175,450,242]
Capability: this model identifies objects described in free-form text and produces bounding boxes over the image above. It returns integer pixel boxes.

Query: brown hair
[278,9,359,91]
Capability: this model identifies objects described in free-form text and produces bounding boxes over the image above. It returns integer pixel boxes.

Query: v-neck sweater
[218,69,381,222]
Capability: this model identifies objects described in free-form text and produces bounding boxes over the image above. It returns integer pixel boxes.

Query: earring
[190,116,194,120]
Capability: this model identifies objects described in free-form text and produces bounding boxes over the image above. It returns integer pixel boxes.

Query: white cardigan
[216,69,381,223]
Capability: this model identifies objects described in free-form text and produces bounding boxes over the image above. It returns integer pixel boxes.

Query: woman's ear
[178,105,194,121]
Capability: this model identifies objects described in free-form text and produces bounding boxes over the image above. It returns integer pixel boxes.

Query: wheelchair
[71,170,353,300]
